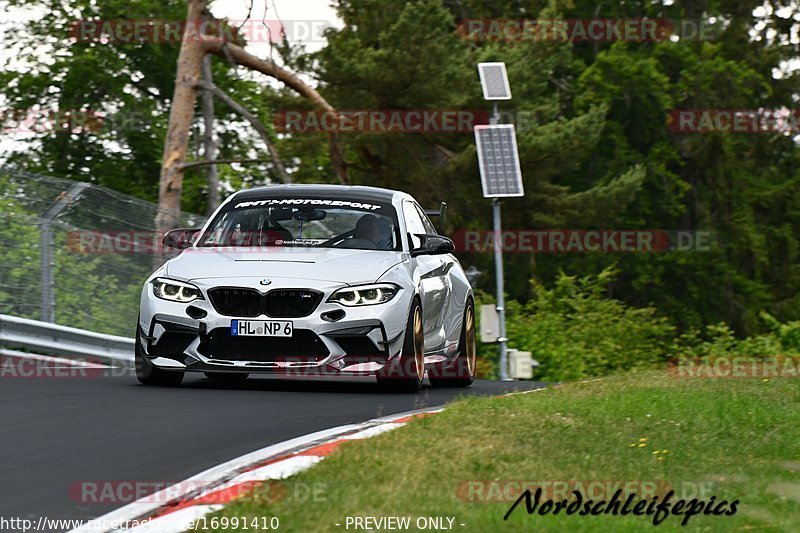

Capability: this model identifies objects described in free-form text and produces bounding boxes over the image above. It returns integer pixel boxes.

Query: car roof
[233,184,400,203]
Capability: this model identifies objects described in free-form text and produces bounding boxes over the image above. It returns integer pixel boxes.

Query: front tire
[135,323,184,387]
[429,299,476,388]
[377,299,424,392]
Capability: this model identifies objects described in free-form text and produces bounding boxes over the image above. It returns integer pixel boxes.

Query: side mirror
[410,234,456,257]
[162,228,201,250]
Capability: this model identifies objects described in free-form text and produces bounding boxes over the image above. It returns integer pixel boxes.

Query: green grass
[193,371,800,532]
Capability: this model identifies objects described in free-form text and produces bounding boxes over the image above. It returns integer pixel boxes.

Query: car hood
[165,247,405,285]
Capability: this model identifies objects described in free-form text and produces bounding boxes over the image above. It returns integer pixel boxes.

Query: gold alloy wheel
[465,305,476,377]
[413,306,424,380]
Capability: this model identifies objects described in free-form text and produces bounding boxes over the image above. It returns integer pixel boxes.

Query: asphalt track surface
[0,369,545,530]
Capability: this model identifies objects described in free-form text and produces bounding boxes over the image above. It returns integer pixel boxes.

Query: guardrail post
[39,182,89,323]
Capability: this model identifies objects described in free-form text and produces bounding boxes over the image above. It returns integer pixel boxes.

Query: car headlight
[328,284,400,306]
[152,278,203,303]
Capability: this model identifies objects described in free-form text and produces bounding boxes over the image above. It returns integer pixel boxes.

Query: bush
[475,268,800,382]
[678,316,800,360]
[477,267,675,382]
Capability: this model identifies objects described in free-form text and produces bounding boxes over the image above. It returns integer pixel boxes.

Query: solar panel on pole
[474,124,524,198]
[478,62,512,100]
[475,61,521,382]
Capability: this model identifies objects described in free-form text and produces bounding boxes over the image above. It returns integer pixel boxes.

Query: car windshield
[198,196,401,251]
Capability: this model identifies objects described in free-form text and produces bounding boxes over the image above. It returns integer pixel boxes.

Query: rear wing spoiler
[425,202,447,227]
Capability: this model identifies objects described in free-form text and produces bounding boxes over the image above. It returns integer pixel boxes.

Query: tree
[309,0,645,300]
[154,0,349,234]
[554,0,800,333]
[0,0,311,215]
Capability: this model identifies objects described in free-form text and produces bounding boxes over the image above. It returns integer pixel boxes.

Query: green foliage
[1,0,185,200]
[677,323,787,359]
[478,268,674,382]
[0,0,282,212]
[0,189,144,335]
[478,269,800,382]
[0,172,201,336]
[680,312,800,359]
[551,3,800,335]
[760,312,800,353]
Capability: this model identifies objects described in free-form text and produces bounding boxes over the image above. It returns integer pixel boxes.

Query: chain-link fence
[0,170,205,337]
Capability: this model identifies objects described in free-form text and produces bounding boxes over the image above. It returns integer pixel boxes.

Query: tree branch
[130,79,161,100]
[201,36,349,184]
[202,37,330,109]
[180,158,268,170]
[195,78,291,184]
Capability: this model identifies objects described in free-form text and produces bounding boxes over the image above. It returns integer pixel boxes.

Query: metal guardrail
[0,314,134,363]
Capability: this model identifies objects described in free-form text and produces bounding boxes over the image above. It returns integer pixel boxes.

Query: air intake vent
[208,288,322,318]
[202,328,329,362]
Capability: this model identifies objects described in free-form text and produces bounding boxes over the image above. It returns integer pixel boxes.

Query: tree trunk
[155,0,206,238]
[201,54,220,215]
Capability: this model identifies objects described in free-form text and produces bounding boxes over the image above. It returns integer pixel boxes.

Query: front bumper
[138,277,411,376]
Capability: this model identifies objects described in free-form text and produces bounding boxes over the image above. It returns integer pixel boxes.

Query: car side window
[403,201,426,235]
[403,201,428,250]
[414,203,438,235]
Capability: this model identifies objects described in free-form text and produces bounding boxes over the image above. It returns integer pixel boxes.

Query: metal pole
[493,198,509,380]
[39,182,89,323]
[489,101,509,380]
[39,222,54,322]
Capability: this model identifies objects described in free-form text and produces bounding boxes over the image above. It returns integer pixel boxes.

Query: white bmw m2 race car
[136,185,476,391]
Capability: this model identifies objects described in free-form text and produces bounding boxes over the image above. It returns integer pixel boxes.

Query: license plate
[231,319,293,337]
